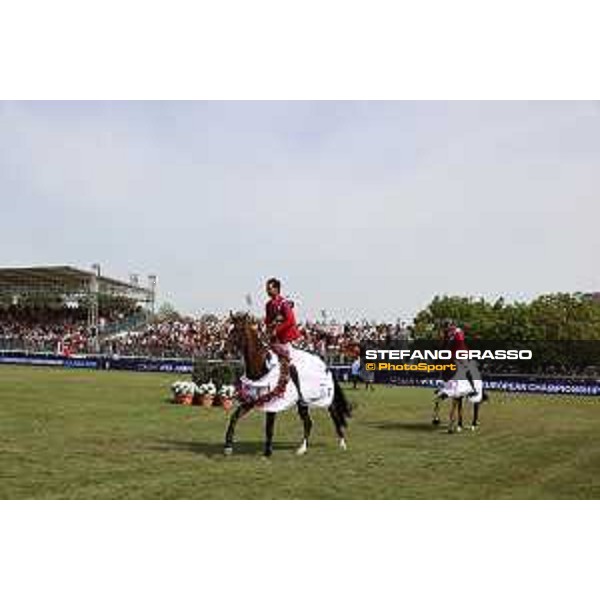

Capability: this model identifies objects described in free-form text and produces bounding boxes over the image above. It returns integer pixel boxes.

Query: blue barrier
[107,356,193,373]
[372,375,600,396]
[0,351,192,373]
[0,353,98,369]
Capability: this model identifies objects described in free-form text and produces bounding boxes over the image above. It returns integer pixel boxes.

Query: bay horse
[224,312,352,457]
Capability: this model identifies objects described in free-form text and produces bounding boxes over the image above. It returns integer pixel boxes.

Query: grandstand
[0,265,156,353]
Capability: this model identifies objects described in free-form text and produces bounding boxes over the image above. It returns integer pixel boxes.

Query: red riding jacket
[265,295,301,343]
[445,326,467,358]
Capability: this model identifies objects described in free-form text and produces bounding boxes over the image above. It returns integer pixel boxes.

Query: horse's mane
[230,311,257,323]
[230,311,267,343]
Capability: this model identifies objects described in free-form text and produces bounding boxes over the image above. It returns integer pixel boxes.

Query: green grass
[1,366,599,499]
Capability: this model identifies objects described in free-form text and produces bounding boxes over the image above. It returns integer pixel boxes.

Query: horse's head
[228,311,262,354]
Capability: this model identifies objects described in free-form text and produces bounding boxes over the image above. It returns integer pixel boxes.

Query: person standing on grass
[351,356,361,389]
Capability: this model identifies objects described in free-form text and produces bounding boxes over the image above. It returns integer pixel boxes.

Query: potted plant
[171,381,196,405]
[218,384,236,411]
[198,381,217,407]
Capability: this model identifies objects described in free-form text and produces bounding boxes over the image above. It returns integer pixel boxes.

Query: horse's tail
[332,377,353,428]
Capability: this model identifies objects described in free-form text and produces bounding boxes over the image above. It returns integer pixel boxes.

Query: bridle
[229,313,270,354]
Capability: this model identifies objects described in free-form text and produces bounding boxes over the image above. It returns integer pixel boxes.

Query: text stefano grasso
[364,349,533,361]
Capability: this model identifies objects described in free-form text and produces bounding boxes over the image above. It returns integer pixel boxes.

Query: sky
[1,101,599,322]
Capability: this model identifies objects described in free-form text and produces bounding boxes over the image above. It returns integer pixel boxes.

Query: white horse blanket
[436,360,484,404]
[239,348,335,413]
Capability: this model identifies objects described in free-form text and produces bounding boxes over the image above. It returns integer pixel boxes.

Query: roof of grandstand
[0,266,152,299]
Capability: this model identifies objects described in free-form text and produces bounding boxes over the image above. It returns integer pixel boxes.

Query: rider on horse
[440,318,486,431]
[265,277,304,402]
[443,319,467,355]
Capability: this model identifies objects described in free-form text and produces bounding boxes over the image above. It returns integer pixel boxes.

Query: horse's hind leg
[447,398,458,433]
[447,398,463,433]
[296,403,312,455]
[264,412,276,457]
[432,397,442,425]
[471,401,481,429]
[329,405,347,450]
[224,405,251,455]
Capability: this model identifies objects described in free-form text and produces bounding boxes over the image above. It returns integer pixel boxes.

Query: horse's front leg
[328,405,347,450]
[296,403,313,455]
[264,412,276,457]
[224,404,252,455]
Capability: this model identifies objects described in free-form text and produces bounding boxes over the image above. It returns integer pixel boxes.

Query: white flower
[171,380,196,395]
[219,385,236,398]
[199,381,217,395]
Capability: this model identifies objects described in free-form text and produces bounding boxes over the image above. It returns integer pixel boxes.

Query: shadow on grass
[151,438,315,457]
[366,421,437,433]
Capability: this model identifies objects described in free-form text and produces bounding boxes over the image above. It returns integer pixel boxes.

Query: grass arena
[1,365,599,499]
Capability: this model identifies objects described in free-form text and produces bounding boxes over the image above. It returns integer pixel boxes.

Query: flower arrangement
[191,359,243,411]
[197,381,217,407]
[171,379,238,411]
[218,384,237,411]
[198,381,217,396]
[218,384,236,398]
[171,380,198,405]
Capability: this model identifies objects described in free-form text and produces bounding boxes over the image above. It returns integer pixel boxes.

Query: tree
[156,302,182,321]
[413,293,600,342]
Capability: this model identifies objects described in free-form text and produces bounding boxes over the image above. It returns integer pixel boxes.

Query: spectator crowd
[0,305,91,354]
[0,304,412,362]
[106,316,411,362]
[0,304,143,355]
